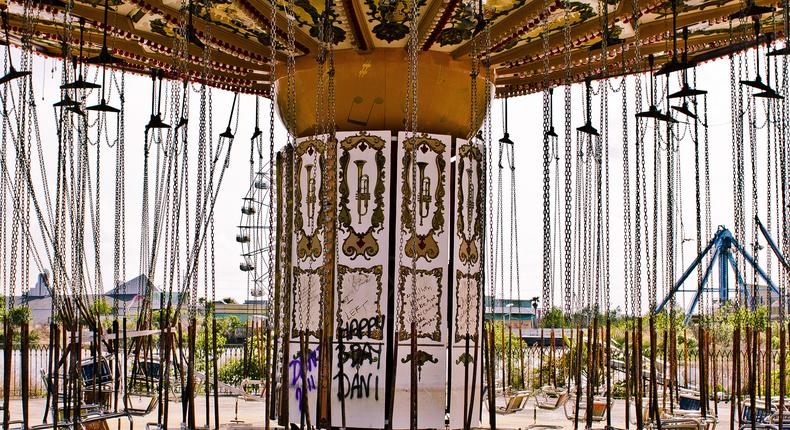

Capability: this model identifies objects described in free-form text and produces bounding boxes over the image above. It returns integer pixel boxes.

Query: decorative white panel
[289,135,328,423]
[392,132,451,429]
[330,131,392,428]
[449,138,484,428]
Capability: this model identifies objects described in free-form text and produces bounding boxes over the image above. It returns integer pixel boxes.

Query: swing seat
[649,417,707,430]
[80,357,114,389]
[0,418,24,430]
[764,411,790,429]
[194,372,262,402]
[124,392,158,416]
[41,369,68,422]
[740,401,775,427]
[128,360,162,396]
[772,399,790,413]
[40,369,108,419]
[80,356,115,410]
[240,378,267,401]
[124,358,162,416]
[629,397,666,425]
[563,395,608,421]
[535,386,569,410]
[80,411,134,430]
[41,370,66,401]
[678,392,702,411]
[496,392,529,414]
[29,409,133,430]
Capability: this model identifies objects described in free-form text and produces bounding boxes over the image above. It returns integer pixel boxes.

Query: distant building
[211,300,270,342]
[28,271,52,298]
[484,296,538,328]
[17,273,180,326]
[19,272,101,325]
[105,274,181,316]
[739,283,785,318]
[212,300,269,322]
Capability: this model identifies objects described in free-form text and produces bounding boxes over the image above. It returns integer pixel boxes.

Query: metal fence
[1,343,783,399]
[495,344,785,397]
[0,344,249,399]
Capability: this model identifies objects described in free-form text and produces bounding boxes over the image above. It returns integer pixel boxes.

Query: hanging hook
[577,78,599,136]
[216,92,238,167]
[499,97,514,145]
[251,96,262,141]
[0,11,31,85]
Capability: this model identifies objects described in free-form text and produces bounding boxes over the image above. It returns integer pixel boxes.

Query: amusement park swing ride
[0,0,787,426]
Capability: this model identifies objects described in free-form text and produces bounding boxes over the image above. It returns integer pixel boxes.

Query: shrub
[218,356,262,387]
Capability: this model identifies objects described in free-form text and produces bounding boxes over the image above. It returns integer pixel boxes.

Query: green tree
[90,298,113,316]
[541,307,566,328]
[8,306,31,325]
[492,321,528,389]
[0,306,40,347]
[194,315,244,373]
[217,333,267,387]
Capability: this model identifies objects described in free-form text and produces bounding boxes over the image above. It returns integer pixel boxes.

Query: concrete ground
[491,396,733,429]
[3,396,736,430]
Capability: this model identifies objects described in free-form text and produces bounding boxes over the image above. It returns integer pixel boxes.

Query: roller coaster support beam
[655,226,780,324]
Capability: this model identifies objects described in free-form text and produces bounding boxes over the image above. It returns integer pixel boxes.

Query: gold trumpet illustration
[305,164,316,227]
[354,159,370,224]
[417,161,431,225]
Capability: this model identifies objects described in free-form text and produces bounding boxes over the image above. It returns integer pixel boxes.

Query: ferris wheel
[237,163,273,298]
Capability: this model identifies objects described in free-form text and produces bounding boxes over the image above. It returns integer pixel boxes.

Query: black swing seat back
[678,392,702,412]
[740,401,776,429]
[80,358,113,388]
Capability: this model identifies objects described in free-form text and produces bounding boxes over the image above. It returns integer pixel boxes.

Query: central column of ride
[274,48,488,430]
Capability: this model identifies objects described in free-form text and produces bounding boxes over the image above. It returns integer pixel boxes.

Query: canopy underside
[3,0,784,96]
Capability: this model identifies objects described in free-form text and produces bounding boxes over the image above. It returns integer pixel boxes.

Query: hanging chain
[631,0,644,317]
[561,0,572,316]
[286,0,297,140]
[406,0,419,347]
[778,43,784,310]
[266,0,278,321]
[540,0,552,314]
[622,75,633,319]
[601,72,610,314]
[650,101,659,312]
[665,79,675,312]
[730,50,743,307]
[748,63,759,301]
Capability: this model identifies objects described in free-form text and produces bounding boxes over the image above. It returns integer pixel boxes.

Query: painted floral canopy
[2,0,785,97]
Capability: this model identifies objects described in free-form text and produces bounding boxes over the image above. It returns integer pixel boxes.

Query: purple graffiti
[289,346,319,411]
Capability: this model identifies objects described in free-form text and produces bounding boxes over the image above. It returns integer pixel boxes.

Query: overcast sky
[5,46,784,316]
